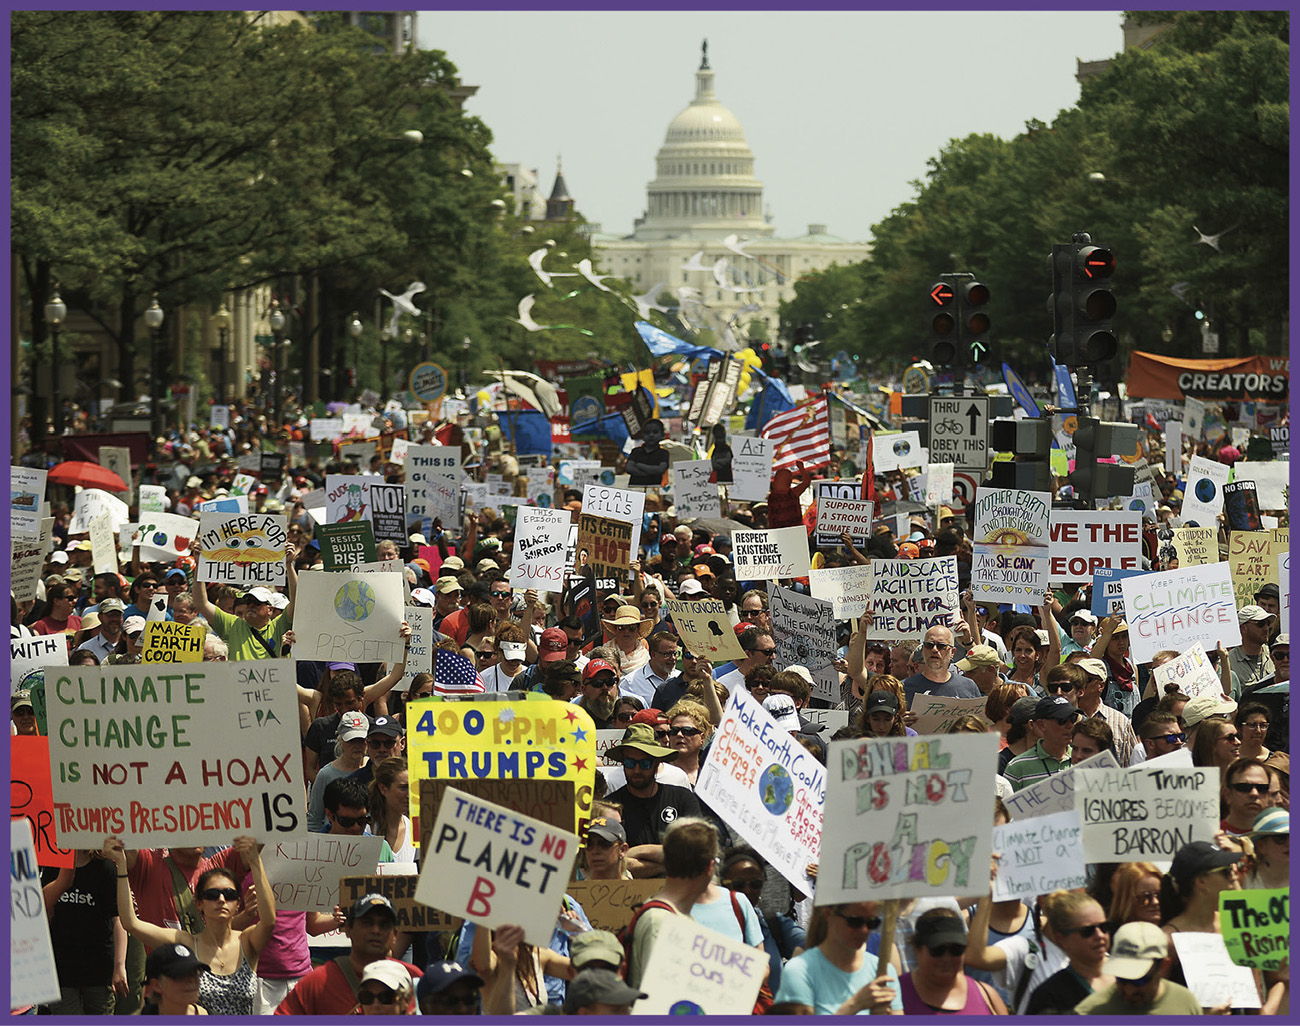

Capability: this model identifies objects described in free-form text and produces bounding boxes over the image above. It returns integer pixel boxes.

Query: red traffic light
[931,312,955,336]
[1077,246,1114,280]
[965,282,990,306]
[929,282,954,306]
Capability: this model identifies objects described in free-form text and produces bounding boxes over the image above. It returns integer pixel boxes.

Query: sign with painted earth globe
[410,362,448,402]
[759,763,793,815]
[334,580,377,622]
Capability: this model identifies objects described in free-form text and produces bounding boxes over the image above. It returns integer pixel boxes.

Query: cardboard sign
[71,488,129,534]
[309,417,344,442]
[1232,460,1289,510]
[9,820,62,1007]
[131,511,199,564]
[811,480,866,548]
[1152,642,1225,701]
[873,431,924,472]
[11,635,68,694]
[672,459,722,520]
[767,585,838,702]
[45,660,305,846]
[198,512,289,587]
[1076,762,1219,862]
[510,506,572,594]
[415,788,579,948]
[581,484,645,556]
[664,597,745,662]
[263,834,384,914]
[98,445,134,506]
[196,494,249,516]
[565,879,661,933]
[1228,530,1283,609]
[11,735,74,868]
[367,482,407,547]
[925,462,955,509]
[815,494,875,543]
[1220,889,1290,971]
[1122,561,1241,665]
[324,474,370,524]
[11,466,47,539]
[1181,455,1229,527]
[636,913,766,1016]
[88,511,118,576]
[405,699,596,850]
[11,517,55,604]
[991,809,1086,902]
[1279,549,1291,624]
[1183,396,1206,439]
[1001,750,1121,822]
[695,687,824,892]
[731,526,812,581]
[972,488,1052,603]
[290,570,405,664]
[863,556,960,642]
[818,732,998,903]
[808,564,873,621]
[317,521,378,571]
[909,693,989,735]
[1090,566,1150,617]
[575,512,632,588]
[1047,511,1142,582]
[730,436,773,501]
[402,606,433,676]
[1222,480,1262,531]
[1170,933,1262,1010]
[140,620,206,664]
[418,778,576,851]
[339,872,462,932]
[405,445,461,529]
[230,472,258,496]
[1172,525,1217,566]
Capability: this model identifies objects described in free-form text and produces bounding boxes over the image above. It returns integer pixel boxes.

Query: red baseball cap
[630,708,667,726]
[734,622,756,637]
[539,627,570,663]
[582,659,619,681]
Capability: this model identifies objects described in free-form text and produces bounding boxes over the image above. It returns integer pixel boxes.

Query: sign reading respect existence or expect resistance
[731,526,812,581]
[45,660,304,847]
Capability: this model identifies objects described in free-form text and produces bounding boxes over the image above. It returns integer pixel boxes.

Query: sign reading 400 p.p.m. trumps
[45,660,304,847]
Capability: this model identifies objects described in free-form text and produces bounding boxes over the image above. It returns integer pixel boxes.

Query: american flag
[433,649,486,696]
[761,395,831,471]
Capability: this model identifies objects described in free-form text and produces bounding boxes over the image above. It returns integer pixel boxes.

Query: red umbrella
[45,461,129,492]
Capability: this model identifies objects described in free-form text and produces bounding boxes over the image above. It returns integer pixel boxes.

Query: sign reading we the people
[45,660,304,847]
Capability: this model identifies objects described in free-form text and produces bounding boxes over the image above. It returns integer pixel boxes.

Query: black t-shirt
[650,675,689,711]
[42,857,119,987]
[605,783,702,847]
[1025,966,1094,1016]
[304,712,342,760]
[997,744,1017,776]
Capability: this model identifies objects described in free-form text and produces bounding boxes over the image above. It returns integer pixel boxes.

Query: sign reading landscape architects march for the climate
[809,564,873,620]
[971,488,1052,603]
[672,459,722,519]
[415,789,579,948]
[367,482,407,547]
[198,512,288,587]
[1047,511,1142,582]
[664,597,745,662]
[262,833,384,915]
[863,556,959,642]
[1075,761,1220,862]
[510,506,572,594]
[817,732,998,903]
[991,809,1086,902]
[1121,561,1241,665]
[695,686,824,893]
[45,660,304,847]
[290,569,405,664]
[316,521,378,571]
[731,526,812,580]
[767,585,838,702]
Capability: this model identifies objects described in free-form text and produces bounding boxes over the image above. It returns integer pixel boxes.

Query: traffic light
[1068,417,1137,505]
[927,280,957,366]
[1072,244,1117,364]
[961,281,991,363]
[989,418,1052,491]
[1047,245,1073,364]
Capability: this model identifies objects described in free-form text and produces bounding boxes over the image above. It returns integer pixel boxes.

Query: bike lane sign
[928,396,990,470]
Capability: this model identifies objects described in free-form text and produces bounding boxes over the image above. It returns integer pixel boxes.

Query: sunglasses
[1059,922,1109,938]
[1116,965,1160,987]
[669,725,703,737]
[614,712,637,724]
[586,678,617,689]
[1230,781,1269,795]
[622,757,656,770]
[653,729,671,741]
[368,737,398,749]
[475,650,496,658]
[926,943,966,958]
[332,813,370,828]
[921,641,952,650]
[199,887,239,902]
[754,648,776,657]
[836,912,882,930]
[1145,732,1186,745]
[491,590,512,598]
[725,878,765,892]
[1273,650,1290,660]
[739,609,765,619]
[358,989,398,1006]
[413,690,433,699]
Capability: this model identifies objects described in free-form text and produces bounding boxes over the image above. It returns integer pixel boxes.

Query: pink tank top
[899,972,996,1015]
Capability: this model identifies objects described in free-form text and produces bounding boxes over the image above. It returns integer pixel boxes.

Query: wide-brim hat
[606,723,678,762]
[602,605,653,638]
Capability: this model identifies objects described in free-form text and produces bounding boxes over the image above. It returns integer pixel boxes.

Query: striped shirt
[1004,740,1073,791]
[1080,700,1139,767]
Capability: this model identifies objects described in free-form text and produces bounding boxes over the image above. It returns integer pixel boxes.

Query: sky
[417,10,1124,243]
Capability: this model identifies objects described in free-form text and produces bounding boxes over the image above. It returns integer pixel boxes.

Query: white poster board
[1231,461,1289,510]
[1152,642,1225,701]
[1181,455,1230,527]
[767,584,838,702]
[636,914,766,1016]
[131,511,199,564]
[11,635,68,694]
[925,462,954,509]
[581,484,645,557]
[89,511,118,576]
[972,488,1052,603]
[1121,561,1241,665]
[863,556,960,642]
[9,820,62,1007]
[808,564,874,621]
[509,506,572,594]
[873,431,924,472]
[290,570,406,664]
[11,466,47,539]
[137,484,167,514]
[405,445,461,530]
[672,458,722,520]
[1170,933,1262,1010]
[731,526,811,580]
[70,488,129,534]
[1001,749,1121,821]
[263,834,384,914]
[730,436,773,502]
[663,597,745,662]
[1048,511,1143,582]
[11,517,55,604]
[815,496,874,541]
[991,809,1087,902]
[1076,762,1220,863]
[197,512,289,587]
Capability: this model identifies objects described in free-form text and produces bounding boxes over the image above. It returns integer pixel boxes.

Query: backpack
[727,890,774,1015]
[615,899,677,980]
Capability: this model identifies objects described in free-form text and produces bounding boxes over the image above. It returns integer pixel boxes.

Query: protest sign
[141,621,206,664]
[309,417,344,441]
[525,466,555,505]
[1153,642,1227,700]
[1122,561,1240,665]
[11,465,47,538]
[1172,525,1216,566]
[863,556,959,642]
[664,597,745,662]
[367,482,407,547]
[557,459,601,487]
[405,445,461,529]
[1090,566,1150,617]
[581,483,645,556]
[731,526,812,581]
[339,871,462,932]
[565,879,662,933]
[11,735,73,869]
[1075,761,1219,862]
[808,564,873,621]
[1280,549,1291,624]
[1047,511,1142,582]
[231,472,259,496]
[316,520,378,571]
[131,511,198,563]
[324,474,371,524]
[575,512,632,590]
[210,405,231,430]
[1232,460,1289,510]
[45,660,304,847]
[98,445,133,506]
[89,512,119,576]
[991,809,1086,902]
[416,788,579,948]
[818,732,997,903]
[197,512,288,587]
[1181,455,1229,527]
[196,494,249,515]
[925,461,955,509]
[636,914,766,1016]
[595,729,624,765]
[696,687,824,892]
[909,694,989,735]
[401,606,433,676]
[730,436,773,501]
[11,635,68,694]
[672,459,722,519]
[10,820,62,1008]
[290,570,405,664]
[1170,933,1262,1010]
[767,585,838,702]
[1222,480,1262,532]
[972,488,1052,602]
[11,518,54,604]
[405,699,596,848]
[798,707,852,736]
[70,488,129,534]
[1220,889,1289,971]
[815,494,874,544]
[1228,530,1282,609]
[388,437,409,466]
[811,480,865,548]
[418,779,576,850]
[1002,750,1121,821]
[510,506,572,594]
[873,430,924,472]
[263,834,384,914]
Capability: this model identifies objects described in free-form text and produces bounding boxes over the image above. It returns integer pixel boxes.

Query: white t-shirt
[479,662,523,693]
[599,762,692,792]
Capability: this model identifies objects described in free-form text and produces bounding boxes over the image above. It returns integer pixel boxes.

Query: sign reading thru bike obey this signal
[928,396,990,470]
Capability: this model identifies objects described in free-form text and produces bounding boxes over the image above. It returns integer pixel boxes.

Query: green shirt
[1074,979,1202,1016]
[1004,739,1072,792]
[209,606,289,661]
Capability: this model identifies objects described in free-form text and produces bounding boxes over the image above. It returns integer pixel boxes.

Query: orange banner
[11,735,74,867]
[1126,351,1289,401]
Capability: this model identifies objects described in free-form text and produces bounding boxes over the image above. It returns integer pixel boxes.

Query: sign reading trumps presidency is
[198,512,289,587]
[46,660,304,847]
[289,569,405,664]
[817,732,997,903]
[696,687,824,893]
[1120,561,1241,665]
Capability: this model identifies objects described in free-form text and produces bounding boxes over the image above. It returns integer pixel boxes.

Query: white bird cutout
[512,294,594,336]
[623,281,672,321]
[527,247,578,288]
[721,233,752,258]
[576,259,617,293]
[1192,222,1241,252]
[378,281,425,338]
[681,250,711,272]
[712,257,761,294]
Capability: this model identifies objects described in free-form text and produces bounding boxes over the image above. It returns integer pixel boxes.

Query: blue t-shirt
[775,946,903,1014]
[690,889,764,947]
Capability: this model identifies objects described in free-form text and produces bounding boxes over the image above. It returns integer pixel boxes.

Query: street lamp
[380,325,392,398]
[460,335,471,397]
[348,312,363,392]
[143,294,165,444]
[211,301,231,403]
[268,298,286,430]
[44,285,67,436]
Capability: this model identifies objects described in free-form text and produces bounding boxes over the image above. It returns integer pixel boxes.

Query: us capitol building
[592,43,870,337]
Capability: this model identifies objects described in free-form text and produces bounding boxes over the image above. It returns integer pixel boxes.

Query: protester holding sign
[898,908,1009,1014]
[773,902,902,1014]
[190,540,298,660]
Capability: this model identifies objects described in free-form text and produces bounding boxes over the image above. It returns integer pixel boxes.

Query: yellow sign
[1172,526,1217,567]
[1229,530,1286,608]
[405,698,596,848]
[140,620,206,663]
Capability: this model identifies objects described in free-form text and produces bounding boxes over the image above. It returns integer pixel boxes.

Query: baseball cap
[1009,696,1040,727]
[1255,583,1280,600]
[11,691,35,713]
[955,644,1000,671]
[246,587,275,605]
[1069,610,1098,625]
[1182,694,1237,729]
[1272,633,1290,650]
[692,563,716,578]
[360,959,412,994]
[539,626,570,663]
[1102,921,1169,980]
[568,930,624,971]
[165,568,187,581]
[763,695,801,732]
[913,913,968,949]
[441,556,466,571]
[434,577,463,595]
[48,550,69,564]
[476,558,500,573]
[1034,695,1079,722]
[98,597,126,615]
[346,893,398,923]
[123,616,147,637]
[1238,604,1275,624]
[328,661,357,672]
[416,961,483,1002]
[63,568,84,583]
[1170,841,1243,893]
[864,691,900,716]
[144,942,209,981]
[367,715,402,739]
[562,968,646,1014]
[500,641,526,662]
[339,711,370,743]
[410,587,435,607]
[582,659,619,682]
[678,579,706,596]
[629,708,667,726]
[1076,658,1108,681]
[408,533,428,547]
[587,817,628,845]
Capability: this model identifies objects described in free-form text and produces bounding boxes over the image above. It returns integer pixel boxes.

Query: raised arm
[1040,594,1061,669]
[232,836,277,955]
[103,836,188,951]
[190,539,218,623]
[281,542,299,625]
[360,622,411,707]
[1090,615,1118,660]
